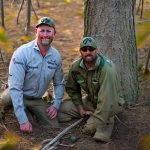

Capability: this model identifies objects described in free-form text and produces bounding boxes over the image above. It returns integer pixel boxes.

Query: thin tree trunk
[136,0,142,15]
[84,0,138,104]
[0,0,5,27]
[16,0,24,24]
[25,0,31,35]
[140,0,144,19]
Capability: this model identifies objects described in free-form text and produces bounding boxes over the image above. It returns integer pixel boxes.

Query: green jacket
[65,53,124,121]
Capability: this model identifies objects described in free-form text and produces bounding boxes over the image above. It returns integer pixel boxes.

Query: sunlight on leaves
[0,131,20,150]
[44,1,51,6]
[140,135,150,150]
[144,11,150,18]
[0,26,13,53]
[0,27,7,42]
[75,10,84,17]
[144,68,150,74]
[5,14,16,22]
[64,0,72,3]
[136,21,150,48]
[145,0,150,3]
[31,144,42,150]
[72,47,79,51]
[0,41,13,53]
[41,9,50,15]
[20,36,32,44]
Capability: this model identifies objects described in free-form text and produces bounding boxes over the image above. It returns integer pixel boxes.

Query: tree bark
[84,0,138,104]
[25,0,31,35]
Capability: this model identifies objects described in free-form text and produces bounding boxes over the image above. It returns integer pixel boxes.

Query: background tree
[0,0,4,27]
[17,0,38,35]
[136,0,144,19]
[84,0,138,104]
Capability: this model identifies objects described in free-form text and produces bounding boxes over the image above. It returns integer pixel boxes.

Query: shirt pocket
[26,65,38,74]
[47,61,57,70]
[92,78,99,93]
[46,62,58,79]
[76,75,87,92]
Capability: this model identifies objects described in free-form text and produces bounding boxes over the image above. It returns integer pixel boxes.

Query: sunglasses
[80,46,96,52]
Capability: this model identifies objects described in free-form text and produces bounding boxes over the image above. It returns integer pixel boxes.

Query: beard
[83,55,96,63]
[41,38,53,46]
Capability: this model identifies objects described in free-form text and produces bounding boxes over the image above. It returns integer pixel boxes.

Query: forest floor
[0,0,150,150]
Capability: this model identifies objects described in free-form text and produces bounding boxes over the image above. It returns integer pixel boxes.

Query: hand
[77,105,93,117]
[47,105,58,119]
[20,121,32,133]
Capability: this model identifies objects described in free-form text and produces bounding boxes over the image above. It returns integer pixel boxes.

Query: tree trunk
[0,0,5,27]
[25,0,31,35]
[84,0,138,104]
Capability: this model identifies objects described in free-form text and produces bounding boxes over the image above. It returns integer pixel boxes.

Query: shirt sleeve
[8,51,28,124]
[52,63,65,109]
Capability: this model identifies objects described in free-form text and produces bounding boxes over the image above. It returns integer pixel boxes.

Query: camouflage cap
[80,37,97,49]
[36,16,55,28]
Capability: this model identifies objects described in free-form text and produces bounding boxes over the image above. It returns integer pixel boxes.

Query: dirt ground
[0,0,150,150]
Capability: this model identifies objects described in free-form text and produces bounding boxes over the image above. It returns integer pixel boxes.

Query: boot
[82,116,96,136]
[93,117,114,142]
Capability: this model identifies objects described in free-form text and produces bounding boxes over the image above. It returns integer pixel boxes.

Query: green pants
[0,89,123,128]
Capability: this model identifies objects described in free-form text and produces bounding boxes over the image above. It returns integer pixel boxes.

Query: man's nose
[42,32,49,36]
[86,50,92,53]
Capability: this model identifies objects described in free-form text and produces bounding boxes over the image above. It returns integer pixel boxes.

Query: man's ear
[35,28,38,34]
[54,29,56,35]
[96,48,99,53]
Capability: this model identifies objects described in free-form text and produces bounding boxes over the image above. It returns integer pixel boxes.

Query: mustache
[41,37,50,39]
[85,54,93,57]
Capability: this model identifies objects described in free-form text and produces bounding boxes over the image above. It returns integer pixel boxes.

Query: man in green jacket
[65,36,124,142]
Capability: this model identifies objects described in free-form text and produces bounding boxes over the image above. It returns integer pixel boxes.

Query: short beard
[83,55,97,64]
[41,38,53,46]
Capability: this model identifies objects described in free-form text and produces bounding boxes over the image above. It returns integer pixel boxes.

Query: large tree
[84,0,138,104]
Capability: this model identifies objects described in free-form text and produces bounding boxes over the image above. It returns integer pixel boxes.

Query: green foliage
[64,0,72,3]
[144,10,150,18]
[0,26,13,52]
[5,14,16,22]
[0,131,20,150]
[41,9,50,15]
[136,21,150,48]
[20,35,32,44]
[75,10,84,17]
[0,26,8,42]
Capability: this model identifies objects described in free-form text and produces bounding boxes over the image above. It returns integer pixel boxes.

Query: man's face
[36,25,56,46]
[80,46,98,63]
